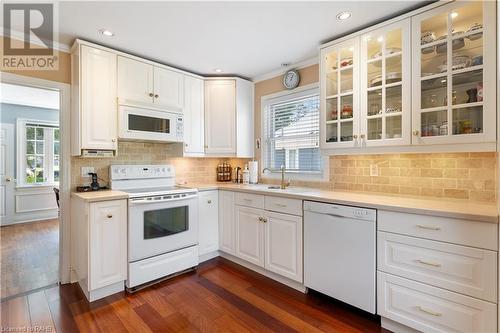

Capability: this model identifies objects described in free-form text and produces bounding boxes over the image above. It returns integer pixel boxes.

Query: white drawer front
[265,196,302,216]
[235,192,264,209]
[378,232,497,302]
[377,272,497,333]
[378,210,498,250]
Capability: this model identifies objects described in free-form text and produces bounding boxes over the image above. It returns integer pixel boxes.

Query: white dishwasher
[304,201,376,314]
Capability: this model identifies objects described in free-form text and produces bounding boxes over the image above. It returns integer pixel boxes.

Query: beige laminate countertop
[184,182,498,223]
[71,190,129,202]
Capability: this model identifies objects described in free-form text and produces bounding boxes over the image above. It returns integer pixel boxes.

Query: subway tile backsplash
[73,143,496,203]
[329,153,497,203]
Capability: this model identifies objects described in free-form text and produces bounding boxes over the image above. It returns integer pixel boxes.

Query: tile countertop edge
[188,183,499,224]
[71,190,129,202]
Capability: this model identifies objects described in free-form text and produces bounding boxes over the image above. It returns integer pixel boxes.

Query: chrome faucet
[262,165,289,189]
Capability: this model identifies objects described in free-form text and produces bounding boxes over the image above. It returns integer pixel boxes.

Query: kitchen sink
[267,186,281,189]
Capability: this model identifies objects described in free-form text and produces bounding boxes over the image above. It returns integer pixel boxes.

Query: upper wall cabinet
[117,56,184,111]
[71,43,118,156]
[361,19,411,147]
[204,78,254,158]
[183,76,205,156]
[320,38,360,149]
[411,1,496,145]
[319,1,496,152]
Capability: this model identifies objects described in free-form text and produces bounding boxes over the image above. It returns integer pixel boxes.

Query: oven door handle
[129,194,198,205]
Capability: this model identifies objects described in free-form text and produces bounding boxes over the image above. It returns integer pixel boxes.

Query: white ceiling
[58,1,427,80]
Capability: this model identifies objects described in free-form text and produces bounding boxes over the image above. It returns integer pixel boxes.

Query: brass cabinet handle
[416,224,441,231]
[415,259,441,267]
[154,94,159,98]
[360,134,366,139]
[149,93,154,97]
[353,134,358,139]
[258,217,263,222]
[207,200,212,204]
[416,306,442,317]
[107,214,113,218]
[262,218,268,223]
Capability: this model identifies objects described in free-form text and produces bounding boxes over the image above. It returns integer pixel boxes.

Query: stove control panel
[110,165,174,180]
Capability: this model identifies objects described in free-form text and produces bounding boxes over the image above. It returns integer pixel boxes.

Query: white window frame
[261,83,329,181]
[16,118,60,187]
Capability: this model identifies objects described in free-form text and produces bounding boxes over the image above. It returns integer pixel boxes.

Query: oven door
[118,105,183,142]
[128,195,198,262]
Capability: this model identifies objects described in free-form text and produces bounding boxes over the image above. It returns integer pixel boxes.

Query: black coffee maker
[88,172,100,191]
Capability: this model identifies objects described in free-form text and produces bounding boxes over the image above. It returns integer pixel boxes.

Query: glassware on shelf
[340,121,353,142]
[326,123,338,142]
[452,69,482,105]
[368,118,382,140]
[386,115,402,139]
[452,106,483,135]
[421,110,447,136]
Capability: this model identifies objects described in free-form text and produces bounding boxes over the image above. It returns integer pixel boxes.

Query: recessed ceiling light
[377,36,384,43]
[214,68,223,73]
[451,12,458,19]
[99,29,114,37]
[336,11,352,21]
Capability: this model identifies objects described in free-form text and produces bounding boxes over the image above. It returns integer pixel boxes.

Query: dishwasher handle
[304,201,376,222]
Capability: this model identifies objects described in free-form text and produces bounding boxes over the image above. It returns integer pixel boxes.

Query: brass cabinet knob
[207,200,212,204]
[413,129,420,136]
[258,217,263,222]
[154,94,159,98]
[360,134,366,139]
[149,93,154,97]
[112,138,117,142]
[107,214,113,218]
[353,134,358,139]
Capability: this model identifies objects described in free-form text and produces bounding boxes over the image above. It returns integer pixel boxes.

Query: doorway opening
[0,82,61,300]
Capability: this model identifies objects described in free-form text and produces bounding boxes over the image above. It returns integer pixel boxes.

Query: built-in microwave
[118,105,183,143]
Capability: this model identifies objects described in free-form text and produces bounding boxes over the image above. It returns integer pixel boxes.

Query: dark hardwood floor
[1,219,59,299]
[0,257,388,332]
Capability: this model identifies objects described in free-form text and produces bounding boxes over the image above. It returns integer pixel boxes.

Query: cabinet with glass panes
[412,1,495,144]
[360,19,411,147]
[320,38,360,148]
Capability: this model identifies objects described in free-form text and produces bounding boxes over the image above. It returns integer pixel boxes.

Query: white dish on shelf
[369,72,402,87]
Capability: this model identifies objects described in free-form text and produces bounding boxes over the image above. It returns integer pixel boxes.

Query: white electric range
[110,165,199,289]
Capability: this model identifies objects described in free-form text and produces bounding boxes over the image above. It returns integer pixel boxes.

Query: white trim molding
[1,72,71,284]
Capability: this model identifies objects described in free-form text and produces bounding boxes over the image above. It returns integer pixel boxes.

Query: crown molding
[252,56,318,83]
[0,29,71,53]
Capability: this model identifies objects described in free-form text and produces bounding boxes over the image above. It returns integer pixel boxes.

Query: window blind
[263,91,321,173]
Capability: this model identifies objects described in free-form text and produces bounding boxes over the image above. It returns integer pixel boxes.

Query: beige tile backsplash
[329,152,497,203]
[73,143,496,203]
[71,141,250,188]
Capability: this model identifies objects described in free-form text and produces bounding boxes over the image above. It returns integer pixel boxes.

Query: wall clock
[283,69,300,90]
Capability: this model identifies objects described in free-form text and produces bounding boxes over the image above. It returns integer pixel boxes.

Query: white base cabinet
[218,191,236,255]
[221,191,303,283]
[71,197,127,301]
[377,210,498,332]
[198,190,219,257]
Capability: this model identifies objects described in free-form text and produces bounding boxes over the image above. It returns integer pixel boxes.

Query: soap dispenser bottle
[242,164,250,185]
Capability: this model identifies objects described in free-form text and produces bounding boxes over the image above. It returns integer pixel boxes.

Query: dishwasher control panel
[303,201,376,222]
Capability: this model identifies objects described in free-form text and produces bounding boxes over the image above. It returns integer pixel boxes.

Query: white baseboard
[219,252,306,293]
[2,210,58,226]
[199,250,219,263]
[381,317,420,333]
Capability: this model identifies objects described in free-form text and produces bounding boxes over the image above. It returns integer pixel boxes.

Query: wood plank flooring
[1,219,59,299]
[0,257,388,332]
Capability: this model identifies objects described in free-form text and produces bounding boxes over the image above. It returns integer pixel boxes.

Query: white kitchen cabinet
[117,56,154,105]
[411,1,496,145]
[204,80,236,154]
[117,56,184,111]
[218,190,235,255]
[204,78,254,157]
[235,205,264,267]
[264,211,303,282]
[154,66,184,110]
[198,190,219,258]
[71,43,118,155]
[360,19,411,147]
[183,76,205,156]
[71,197,127,301]
[320,38,360,149]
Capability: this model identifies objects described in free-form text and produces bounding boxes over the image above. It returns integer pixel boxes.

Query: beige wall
[253,65,496,203]
[1,37,71,84]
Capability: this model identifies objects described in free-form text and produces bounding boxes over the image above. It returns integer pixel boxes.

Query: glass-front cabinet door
[360,19,411,147]
[412,1,495,145]
[320,38,360,149]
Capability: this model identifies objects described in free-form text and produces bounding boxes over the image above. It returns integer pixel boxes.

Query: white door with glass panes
[411,1,495,145]
[320,38,360,149]
[0,124,15,225]
[360,19,411,147]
